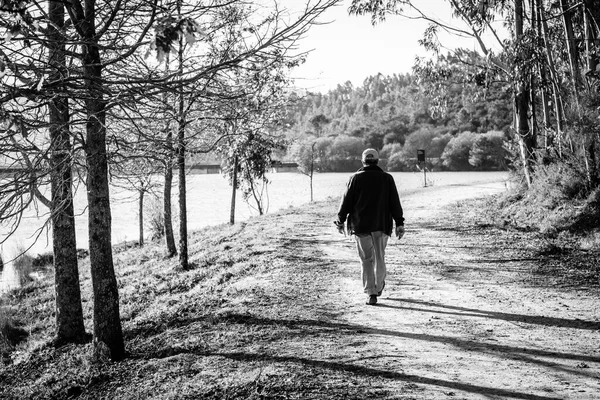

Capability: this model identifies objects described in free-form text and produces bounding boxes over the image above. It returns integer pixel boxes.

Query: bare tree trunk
[535,0,553,149]
[309,171,314,203]
[70,0,124,360]
[163,158,177,256]
[310,142,315,202]
[248,177,264,215]
[177,124,188,269]
[48,0,86,346]
[162,55,177,257]
[176,8,188,269]
[536,48,553,149]
[515,0,535,187]
[230,155,238,225]
[138,189,144,246]
[540,1,567,154]
[582,0,598,187]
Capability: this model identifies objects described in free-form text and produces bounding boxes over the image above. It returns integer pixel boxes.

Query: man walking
[334,148,405,305]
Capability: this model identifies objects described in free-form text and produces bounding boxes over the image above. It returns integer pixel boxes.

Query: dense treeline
[282,65,513,172]
[344,0,600,195]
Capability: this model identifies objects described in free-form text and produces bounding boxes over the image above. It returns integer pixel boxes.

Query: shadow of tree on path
[214,351,563,400]
[133,311,596,399]
[384,298,600,331]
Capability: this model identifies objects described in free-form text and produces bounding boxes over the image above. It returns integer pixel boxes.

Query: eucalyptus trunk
[540,1,567,154]
[559,0,582,89]
[48,0,86,346]
[515,0,535,187]
[582,0,599,187]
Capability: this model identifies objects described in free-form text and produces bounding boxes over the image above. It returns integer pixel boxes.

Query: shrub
[386,152,410,171]
[13,248,35,287]
[146,195,165,240]
[531,160,588,209]
[0,303,28,354]
[379,143,402,160]
[469,130,508,170]
[32,252,54,268]
[441,131,478,170]
[401,126,449,160]
[326,135,364,171]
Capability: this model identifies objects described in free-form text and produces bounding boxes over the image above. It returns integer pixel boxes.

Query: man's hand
[395,225,405,239]
[333,220,345,235]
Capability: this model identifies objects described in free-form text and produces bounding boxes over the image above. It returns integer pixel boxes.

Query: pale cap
[361,148,379,162]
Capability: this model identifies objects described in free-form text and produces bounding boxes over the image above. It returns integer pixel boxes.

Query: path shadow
[384,298,600,330]
[215,351,563,400]
[193,313,600,365]
[132,312,596,398]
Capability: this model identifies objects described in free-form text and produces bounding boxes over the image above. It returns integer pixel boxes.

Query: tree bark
[310,142,315,202]
[540,1,567,154]
[560,0,582,89]
[230,155,238,225]
[48,0,86,345]
[162,55,177,257]
[515,0,535,187]
[69,0,124,360]
[138,189,144,246]
[177,120,188,269]
[163,158,177,257]
[176,0,188,269]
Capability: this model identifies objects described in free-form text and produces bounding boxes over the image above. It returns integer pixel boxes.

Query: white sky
[284,0,502,93]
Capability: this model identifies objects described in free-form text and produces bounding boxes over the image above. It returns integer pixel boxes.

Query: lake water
[0,170,509,291]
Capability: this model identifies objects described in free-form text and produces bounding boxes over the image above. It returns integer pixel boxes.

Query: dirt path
[2,178,599,400]
[318,182,600,400]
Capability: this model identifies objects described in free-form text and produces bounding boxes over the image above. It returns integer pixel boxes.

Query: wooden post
[417,149,426,187]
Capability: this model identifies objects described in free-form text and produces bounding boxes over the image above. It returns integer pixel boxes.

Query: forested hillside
[281,63,513,172]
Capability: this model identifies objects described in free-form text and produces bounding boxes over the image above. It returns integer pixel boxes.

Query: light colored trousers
[355,231,389,295]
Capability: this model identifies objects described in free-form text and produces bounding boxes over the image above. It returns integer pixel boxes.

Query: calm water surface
[0,171,509,291]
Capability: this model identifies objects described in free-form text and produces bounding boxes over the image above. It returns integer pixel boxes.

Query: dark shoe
[377,281,385,297]
[366,295,377,305]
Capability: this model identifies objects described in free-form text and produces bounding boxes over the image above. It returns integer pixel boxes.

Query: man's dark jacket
[336,165,404,236]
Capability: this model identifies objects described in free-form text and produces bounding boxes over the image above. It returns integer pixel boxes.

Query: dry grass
[2,191,597,399]
[449,193,600,288]
[0,301,27,361]
[12,246,35,287]
[0,200,401,399]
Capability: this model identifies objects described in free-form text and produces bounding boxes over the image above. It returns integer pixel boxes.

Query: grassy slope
[1,200,393,399]
[0,193,598,399]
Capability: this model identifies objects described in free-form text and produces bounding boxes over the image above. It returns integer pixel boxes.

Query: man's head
[361,148,379,166]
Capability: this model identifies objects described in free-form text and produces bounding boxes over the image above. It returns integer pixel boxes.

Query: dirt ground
[318,181,600,399]
[2,178,599,400]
